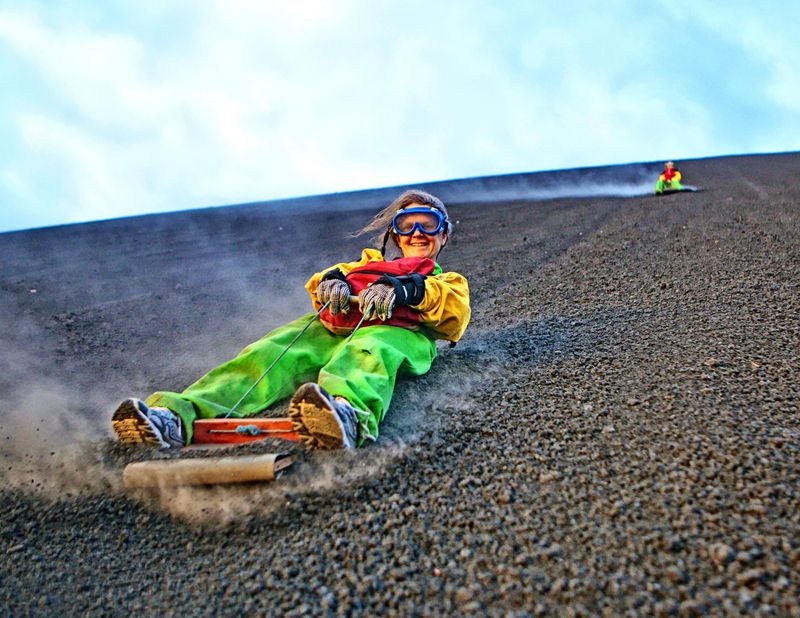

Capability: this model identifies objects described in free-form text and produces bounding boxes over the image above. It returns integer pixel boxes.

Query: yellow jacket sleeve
[305,248,384,310]
[413,271,471,343]
[673,171,682,182]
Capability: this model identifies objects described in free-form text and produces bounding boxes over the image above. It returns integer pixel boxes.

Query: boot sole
[288,384,345,450]
[111,399,167,448]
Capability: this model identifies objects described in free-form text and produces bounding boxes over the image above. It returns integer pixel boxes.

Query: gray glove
[317,279,351,315]
[359,283,396,321]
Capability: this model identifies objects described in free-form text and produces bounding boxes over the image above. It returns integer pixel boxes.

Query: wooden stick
[123,452,294,488]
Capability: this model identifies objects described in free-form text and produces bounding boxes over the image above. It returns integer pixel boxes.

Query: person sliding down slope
[112,190,471,450]
[655,161,684,194]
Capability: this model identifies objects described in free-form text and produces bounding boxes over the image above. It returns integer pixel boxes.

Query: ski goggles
[391,207,447,236]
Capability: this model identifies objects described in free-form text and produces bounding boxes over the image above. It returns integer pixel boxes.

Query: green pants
[655,178,683,194]
[147,313,437,445]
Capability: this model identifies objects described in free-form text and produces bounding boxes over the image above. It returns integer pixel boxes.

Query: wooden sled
[193,417,302,445]
[123,417,301,488]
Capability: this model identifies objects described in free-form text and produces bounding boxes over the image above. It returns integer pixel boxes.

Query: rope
[223,301,331,418]
[344,312,369,344]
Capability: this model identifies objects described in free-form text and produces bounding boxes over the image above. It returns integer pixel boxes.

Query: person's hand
[359,283,396,321]
[317,279,351,315]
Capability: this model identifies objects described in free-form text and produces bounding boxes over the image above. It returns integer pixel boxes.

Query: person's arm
[305,248,384,310]
[673,170,682,182]
[412,272,471,342]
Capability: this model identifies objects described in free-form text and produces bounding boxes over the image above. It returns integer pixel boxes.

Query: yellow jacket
[306,248,471,342]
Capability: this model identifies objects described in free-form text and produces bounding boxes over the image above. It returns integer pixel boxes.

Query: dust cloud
[0,340,125,497]
[441,169,658,204]
[0,302,497,527]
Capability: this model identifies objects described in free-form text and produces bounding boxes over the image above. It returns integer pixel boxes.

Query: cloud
[0,1,798,232]
[660,2,800,121]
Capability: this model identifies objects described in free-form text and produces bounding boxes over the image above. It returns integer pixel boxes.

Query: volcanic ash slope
[0,153,798,615]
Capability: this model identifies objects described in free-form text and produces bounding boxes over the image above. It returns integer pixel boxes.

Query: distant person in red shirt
[655,161,684,194]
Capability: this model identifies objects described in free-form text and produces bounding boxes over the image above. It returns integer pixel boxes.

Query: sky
[1,1,799,233]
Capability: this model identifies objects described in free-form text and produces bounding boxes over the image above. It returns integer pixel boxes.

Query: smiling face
[393,204,448,260]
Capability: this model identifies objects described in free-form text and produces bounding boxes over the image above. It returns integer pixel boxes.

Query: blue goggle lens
[392,208,446,236]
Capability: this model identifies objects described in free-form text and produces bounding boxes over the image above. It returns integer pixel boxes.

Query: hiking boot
[112,398,185,448]
[288,383,360,449]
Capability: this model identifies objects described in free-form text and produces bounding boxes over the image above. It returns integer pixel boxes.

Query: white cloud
[0,1,797,231]
[662,1,800,114]
[736,22,800,115]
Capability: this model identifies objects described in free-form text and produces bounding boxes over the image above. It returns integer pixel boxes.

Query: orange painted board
[193,417,302,444]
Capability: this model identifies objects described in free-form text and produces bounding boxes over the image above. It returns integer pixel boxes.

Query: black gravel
[1,153,798,615]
